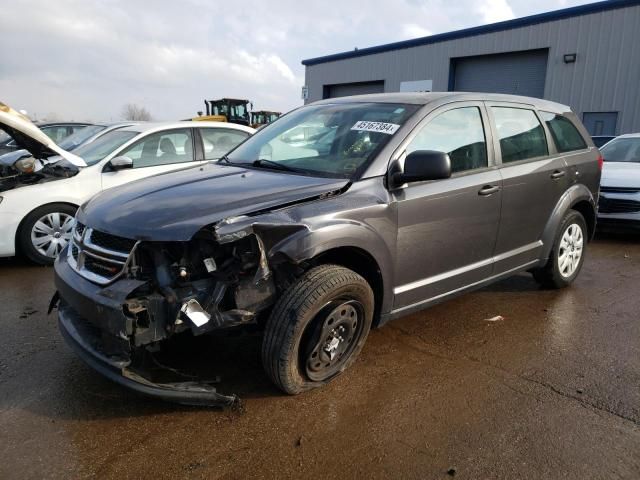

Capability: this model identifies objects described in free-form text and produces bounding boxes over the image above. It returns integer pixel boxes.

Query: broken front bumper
[54,250,239,408]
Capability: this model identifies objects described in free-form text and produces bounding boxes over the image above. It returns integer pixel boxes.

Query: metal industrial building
[302,0,640,136]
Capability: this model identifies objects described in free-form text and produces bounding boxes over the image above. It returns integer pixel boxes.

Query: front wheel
[261,265,374,394]
[532,209,587,289]
[18,203,77,265]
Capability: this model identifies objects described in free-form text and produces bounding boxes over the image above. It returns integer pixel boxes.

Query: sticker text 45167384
[350,121,400,135]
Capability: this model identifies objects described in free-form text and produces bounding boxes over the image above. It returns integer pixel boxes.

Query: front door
[101,128,200,191]
[392,103,502,310]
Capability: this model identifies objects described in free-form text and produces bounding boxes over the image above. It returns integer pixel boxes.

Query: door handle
[478,185,500,196]
[550,170,566,179]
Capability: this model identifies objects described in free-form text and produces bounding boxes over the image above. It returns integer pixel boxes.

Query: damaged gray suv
[53,93,601,406]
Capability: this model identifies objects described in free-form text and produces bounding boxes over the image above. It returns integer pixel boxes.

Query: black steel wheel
[262,264,374,394]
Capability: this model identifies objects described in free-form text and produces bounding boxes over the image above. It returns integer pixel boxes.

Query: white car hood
[601,162,640,188]
[0,102,86,167]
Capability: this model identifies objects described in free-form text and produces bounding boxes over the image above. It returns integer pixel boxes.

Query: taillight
[597,154,604,171]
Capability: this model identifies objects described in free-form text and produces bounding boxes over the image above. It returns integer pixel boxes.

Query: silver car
[598,134,640,230]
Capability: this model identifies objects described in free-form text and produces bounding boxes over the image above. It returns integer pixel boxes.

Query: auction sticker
[351,121,400,134]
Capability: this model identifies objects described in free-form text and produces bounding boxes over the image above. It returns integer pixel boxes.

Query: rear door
[101,128,200,190]
[392,102,503,309]
[488,103,569,273]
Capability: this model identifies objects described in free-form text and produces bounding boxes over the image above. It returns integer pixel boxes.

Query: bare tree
[121,103,152,121]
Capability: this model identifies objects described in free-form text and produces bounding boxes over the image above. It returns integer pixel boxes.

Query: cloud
[477,0,516,23]
[0,0,585,121]
[401,24,433,39]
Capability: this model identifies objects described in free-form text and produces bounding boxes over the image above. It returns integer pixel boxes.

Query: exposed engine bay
[122,231,281,343]
[0,157,79,192]
[53,215,309,408]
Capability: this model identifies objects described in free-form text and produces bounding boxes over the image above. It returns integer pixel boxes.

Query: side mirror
[390,150,451,188]
[109,156,133,171]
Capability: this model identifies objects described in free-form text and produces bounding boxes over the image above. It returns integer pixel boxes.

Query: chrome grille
[68,223,138,285]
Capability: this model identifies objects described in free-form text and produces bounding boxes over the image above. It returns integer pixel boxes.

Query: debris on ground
[484,315,504,322]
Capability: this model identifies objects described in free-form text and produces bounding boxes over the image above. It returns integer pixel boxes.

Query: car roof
[33,121,93,127]
[311,92,571,113]
[118,121,255,135]
[614,133,640,139]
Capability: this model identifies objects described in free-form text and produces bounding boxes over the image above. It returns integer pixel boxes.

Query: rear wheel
[262,265,374,394]
[18,203,77,265]
[532,209,587,289]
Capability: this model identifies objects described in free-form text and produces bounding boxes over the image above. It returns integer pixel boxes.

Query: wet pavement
[0,234,639,479]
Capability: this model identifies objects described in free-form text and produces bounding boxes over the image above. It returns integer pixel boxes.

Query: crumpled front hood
[601,162,640,188]
[78,163,349,241]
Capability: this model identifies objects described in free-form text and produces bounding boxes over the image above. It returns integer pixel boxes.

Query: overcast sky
[1,0,590,122]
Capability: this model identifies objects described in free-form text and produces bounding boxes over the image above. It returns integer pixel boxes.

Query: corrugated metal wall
[304,4,640,134]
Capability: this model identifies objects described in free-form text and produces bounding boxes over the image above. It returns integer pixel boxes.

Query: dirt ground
[0,233,638,479]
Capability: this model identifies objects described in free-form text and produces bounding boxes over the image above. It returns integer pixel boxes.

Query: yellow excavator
[188,99,281,128]
[190,98,252,126]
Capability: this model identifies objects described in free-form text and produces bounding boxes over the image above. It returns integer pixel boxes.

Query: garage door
[452,49,549,98]
[323,81,385,99]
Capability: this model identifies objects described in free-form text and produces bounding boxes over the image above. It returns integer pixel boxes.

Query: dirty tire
[532,209,587,289]
[262,264,374,395]
[18,203,78,265]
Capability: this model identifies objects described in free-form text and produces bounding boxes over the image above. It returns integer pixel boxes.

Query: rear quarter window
[540,112,587,153]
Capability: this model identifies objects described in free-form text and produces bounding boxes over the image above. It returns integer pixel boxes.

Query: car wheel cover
[558,223,584,278]
[30,212,74,259]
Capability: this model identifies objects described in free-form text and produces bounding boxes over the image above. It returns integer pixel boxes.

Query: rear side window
[492,107,548,163]
[200,128,249,160]
[540,112,587,153]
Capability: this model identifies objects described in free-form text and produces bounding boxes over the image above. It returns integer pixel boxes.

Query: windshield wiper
[217,155,234,165]
[252,159,298,172]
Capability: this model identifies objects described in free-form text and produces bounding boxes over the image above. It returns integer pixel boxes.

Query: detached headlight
[14,157,36,173]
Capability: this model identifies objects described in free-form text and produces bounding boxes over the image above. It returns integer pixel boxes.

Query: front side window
[226,102,419,178]
[600,138,640,163]
[540,112,587,153]
[406,106,487,173]
[200,128,249,160]
[120,129,194,168]
[492,107,548,163]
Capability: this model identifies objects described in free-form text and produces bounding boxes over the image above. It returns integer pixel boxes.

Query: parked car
[597,133,640,230]
[0,104,254,264]
[0,122,138,173]
[0,122,91,155]
[591,135,616,148]
[50,92,600,407]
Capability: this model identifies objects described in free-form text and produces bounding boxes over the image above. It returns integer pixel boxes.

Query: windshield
[73,130,138,166]
[601,138,640,163]
[226,102,418,178]
[58,125,106,150]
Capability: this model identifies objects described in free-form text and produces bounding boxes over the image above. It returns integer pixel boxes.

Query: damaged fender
[213,206,395,316]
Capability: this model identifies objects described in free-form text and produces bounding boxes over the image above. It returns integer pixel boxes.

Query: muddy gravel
[0,233,639,479]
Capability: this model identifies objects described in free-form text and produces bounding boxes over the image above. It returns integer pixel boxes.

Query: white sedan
[0,104,254,264]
